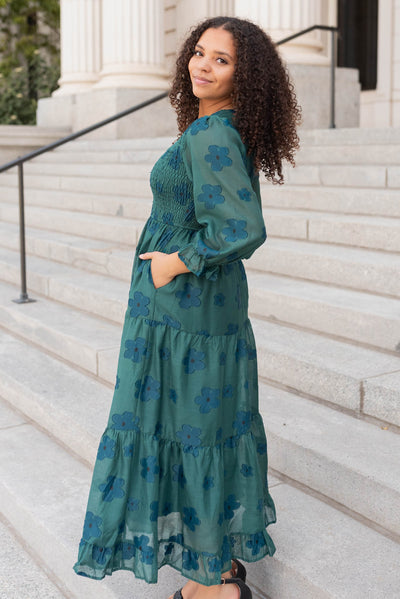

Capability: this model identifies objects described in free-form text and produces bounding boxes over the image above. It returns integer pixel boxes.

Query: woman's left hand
[139,251,190,289]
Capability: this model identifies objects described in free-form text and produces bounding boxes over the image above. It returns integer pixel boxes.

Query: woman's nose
[198,55,211,71]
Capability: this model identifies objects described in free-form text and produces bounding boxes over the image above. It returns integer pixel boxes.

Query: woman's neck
[198,99,234,118]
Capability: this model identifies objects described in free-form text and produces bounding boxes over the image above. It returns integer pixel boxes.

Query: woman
[74,16,300,599]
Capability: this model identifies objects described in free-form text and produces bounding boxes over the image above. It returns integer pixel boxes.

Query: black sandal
[172,576,251,599]
[231,558,247,582]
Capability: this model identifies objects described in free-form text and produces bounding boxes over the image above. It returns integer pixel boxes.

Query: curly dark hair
[169,16,302,184]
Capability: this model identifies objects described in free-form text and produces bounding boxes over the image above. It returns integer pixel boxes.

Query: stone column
[235,0,336,65]
[176,0,235,45]
[93,0,168,89]
[53,0,101,95]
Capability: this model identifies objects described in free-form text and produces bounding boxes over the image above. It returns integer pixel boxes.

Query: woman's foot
[167,562,240,599]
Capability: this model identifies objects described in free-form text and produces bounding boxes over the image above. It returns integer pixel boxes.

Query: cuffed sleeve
[178,114,266,278]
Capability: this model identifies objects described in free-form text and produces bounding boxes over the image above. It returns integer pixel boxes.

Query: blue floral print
[162,212,174,225]
[246,532,267,555]
[120,541,136,560]
[150,500,159,521]
[205,145,232,171]
[138,375,160,402]
[92,545,112,565]
[128,291,150,317]
[237,187,252,202]
[214,293,225,306]
[222,384,233,398]
[196,238,219,258]
[182,549,199,571]
[236,339,248,361]
[183,348,205,374]
[240,464,254,477]
[176,424,202,455]
[225,323,239,335]
[174,183,191,204]
[162,314,181,329]
[219,352,226,365]
[233,411,251,436]
[124,337,147,362]
[169,388,177,403]
[111,411,140,431]
[194,387,220,414]
[115,374,120,390]
[98,476,125,502]
[175,283,202,309]
[222,219,248,242]
[134,535,154,564]
[203,476,214,490]
[82,511,102,540]
[257,442,267,455]
[208,557,222,572]
[198,184,225,208]
[190,118,209,135]
[172,464,187,488]
[168,145,182,169]
[123,443,134,457]
[140,456,159,482]
[160,347,170,360]
[224,494,240,520]
[97,435,115,460]
[183,506,201,531]
[127,498,140,512]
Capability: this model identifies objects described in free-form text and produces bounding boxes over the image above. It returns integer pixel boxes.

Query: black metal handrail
[1,24,338,304]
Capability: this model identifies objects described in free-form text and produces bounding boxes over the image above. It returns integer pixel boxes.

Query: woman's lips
[193,76,212,85]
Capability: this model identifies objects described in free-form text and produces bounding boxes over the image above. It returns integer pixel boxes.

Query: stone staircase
[0,127,399,599]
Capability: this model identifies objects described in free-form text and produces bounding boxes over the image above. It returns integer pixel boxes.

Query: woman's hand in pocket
[139,251,190,289]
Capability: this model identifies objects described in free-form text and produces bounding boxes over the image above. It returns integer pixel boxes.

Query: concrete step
[260,185,400,218]
[24,160,152,179]
[0,203,144,246]
[0,515,67,599]
[259,382,400,537]
[1,364,400,596]
[1,277,399,428]
[0,185,153,220]
[248,271,400,352]
[0,401,186,599]
[2,222,399,298]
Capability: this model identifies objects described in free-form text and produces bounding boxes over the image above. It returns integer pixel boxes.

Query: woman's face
[188,27,236,109]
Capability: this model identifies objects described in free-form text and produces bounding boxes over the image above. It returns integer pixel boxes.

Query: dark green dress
[73,109,277,586]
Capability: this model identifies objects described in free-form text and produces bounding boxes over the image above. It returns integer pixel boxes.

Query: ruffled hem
[73,521,276,586]
[178,244,219,280]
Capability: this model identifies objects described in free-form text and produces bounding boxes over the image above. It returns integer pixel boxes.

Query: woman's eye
[194,50,202,56]
[217,57,227,64]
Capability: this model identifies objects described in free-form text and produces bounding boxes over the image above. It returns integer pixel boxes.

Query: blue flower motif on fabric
[160,347,170,360]
[155,180,163,194]
[240,464,254,477]
[195,387,220,414]
[224,323,239,336]
[176,424,202,456]
[224,494,240,520]
[183,348,205,374]
[224,435,240,448]
[148,219,159,235]
[115,375,120,390]
[150,500,159,522]
[83,511,102,540]
[196,329,210,337]
[257,442,267,455]
[208,557,222,572]
[236,339,248,361]
[141,456,159,482]
[163,502,172,516]
[172,464,187,488]
[184,204,196,222]
[196,238,219,258]
[98,476,125,502]
[92,545,112,566]
[124,337,147,362]
[182,549,200,571]
[214,293,225,307]
[112,411,140,432]
[198,184,225,209]
[169,388,177,403]
[134,535,154,564]
[124,443,134,457]
[168,145,182,170]
[190,118,209,135]
[174,183,191,205]
[127,497,140,512]
[153,421,162,441]
[162,212,174,225]
[248,347,257,360]
[223,263,234,275]
[246,532,266,556]
[175,283,202,309]
[233,411,251,436]
[219,352,226,365]
[120,541,136,560]
[183,506,201,531]
[237,187,252,202]
[222,219,248,242]
[139,375,160,402]
[97,435,116,460]
[223,384,233,398]
[129,291,150,318]
[168,533,184,545]
[205,145,232,171]
[203,476,214,490]
[163,314,181,329]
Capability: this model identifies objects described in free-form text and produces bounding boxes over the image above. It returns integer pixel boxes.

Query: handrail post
[330,28,336,129]
[13,161,35,304]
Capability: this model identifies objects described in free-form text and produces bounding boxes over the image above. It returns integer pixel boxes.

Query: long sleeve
[178,114,266,280]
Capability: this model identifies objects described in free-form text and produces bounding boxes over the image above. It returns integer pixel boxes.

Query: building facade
[37,0,400,136]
